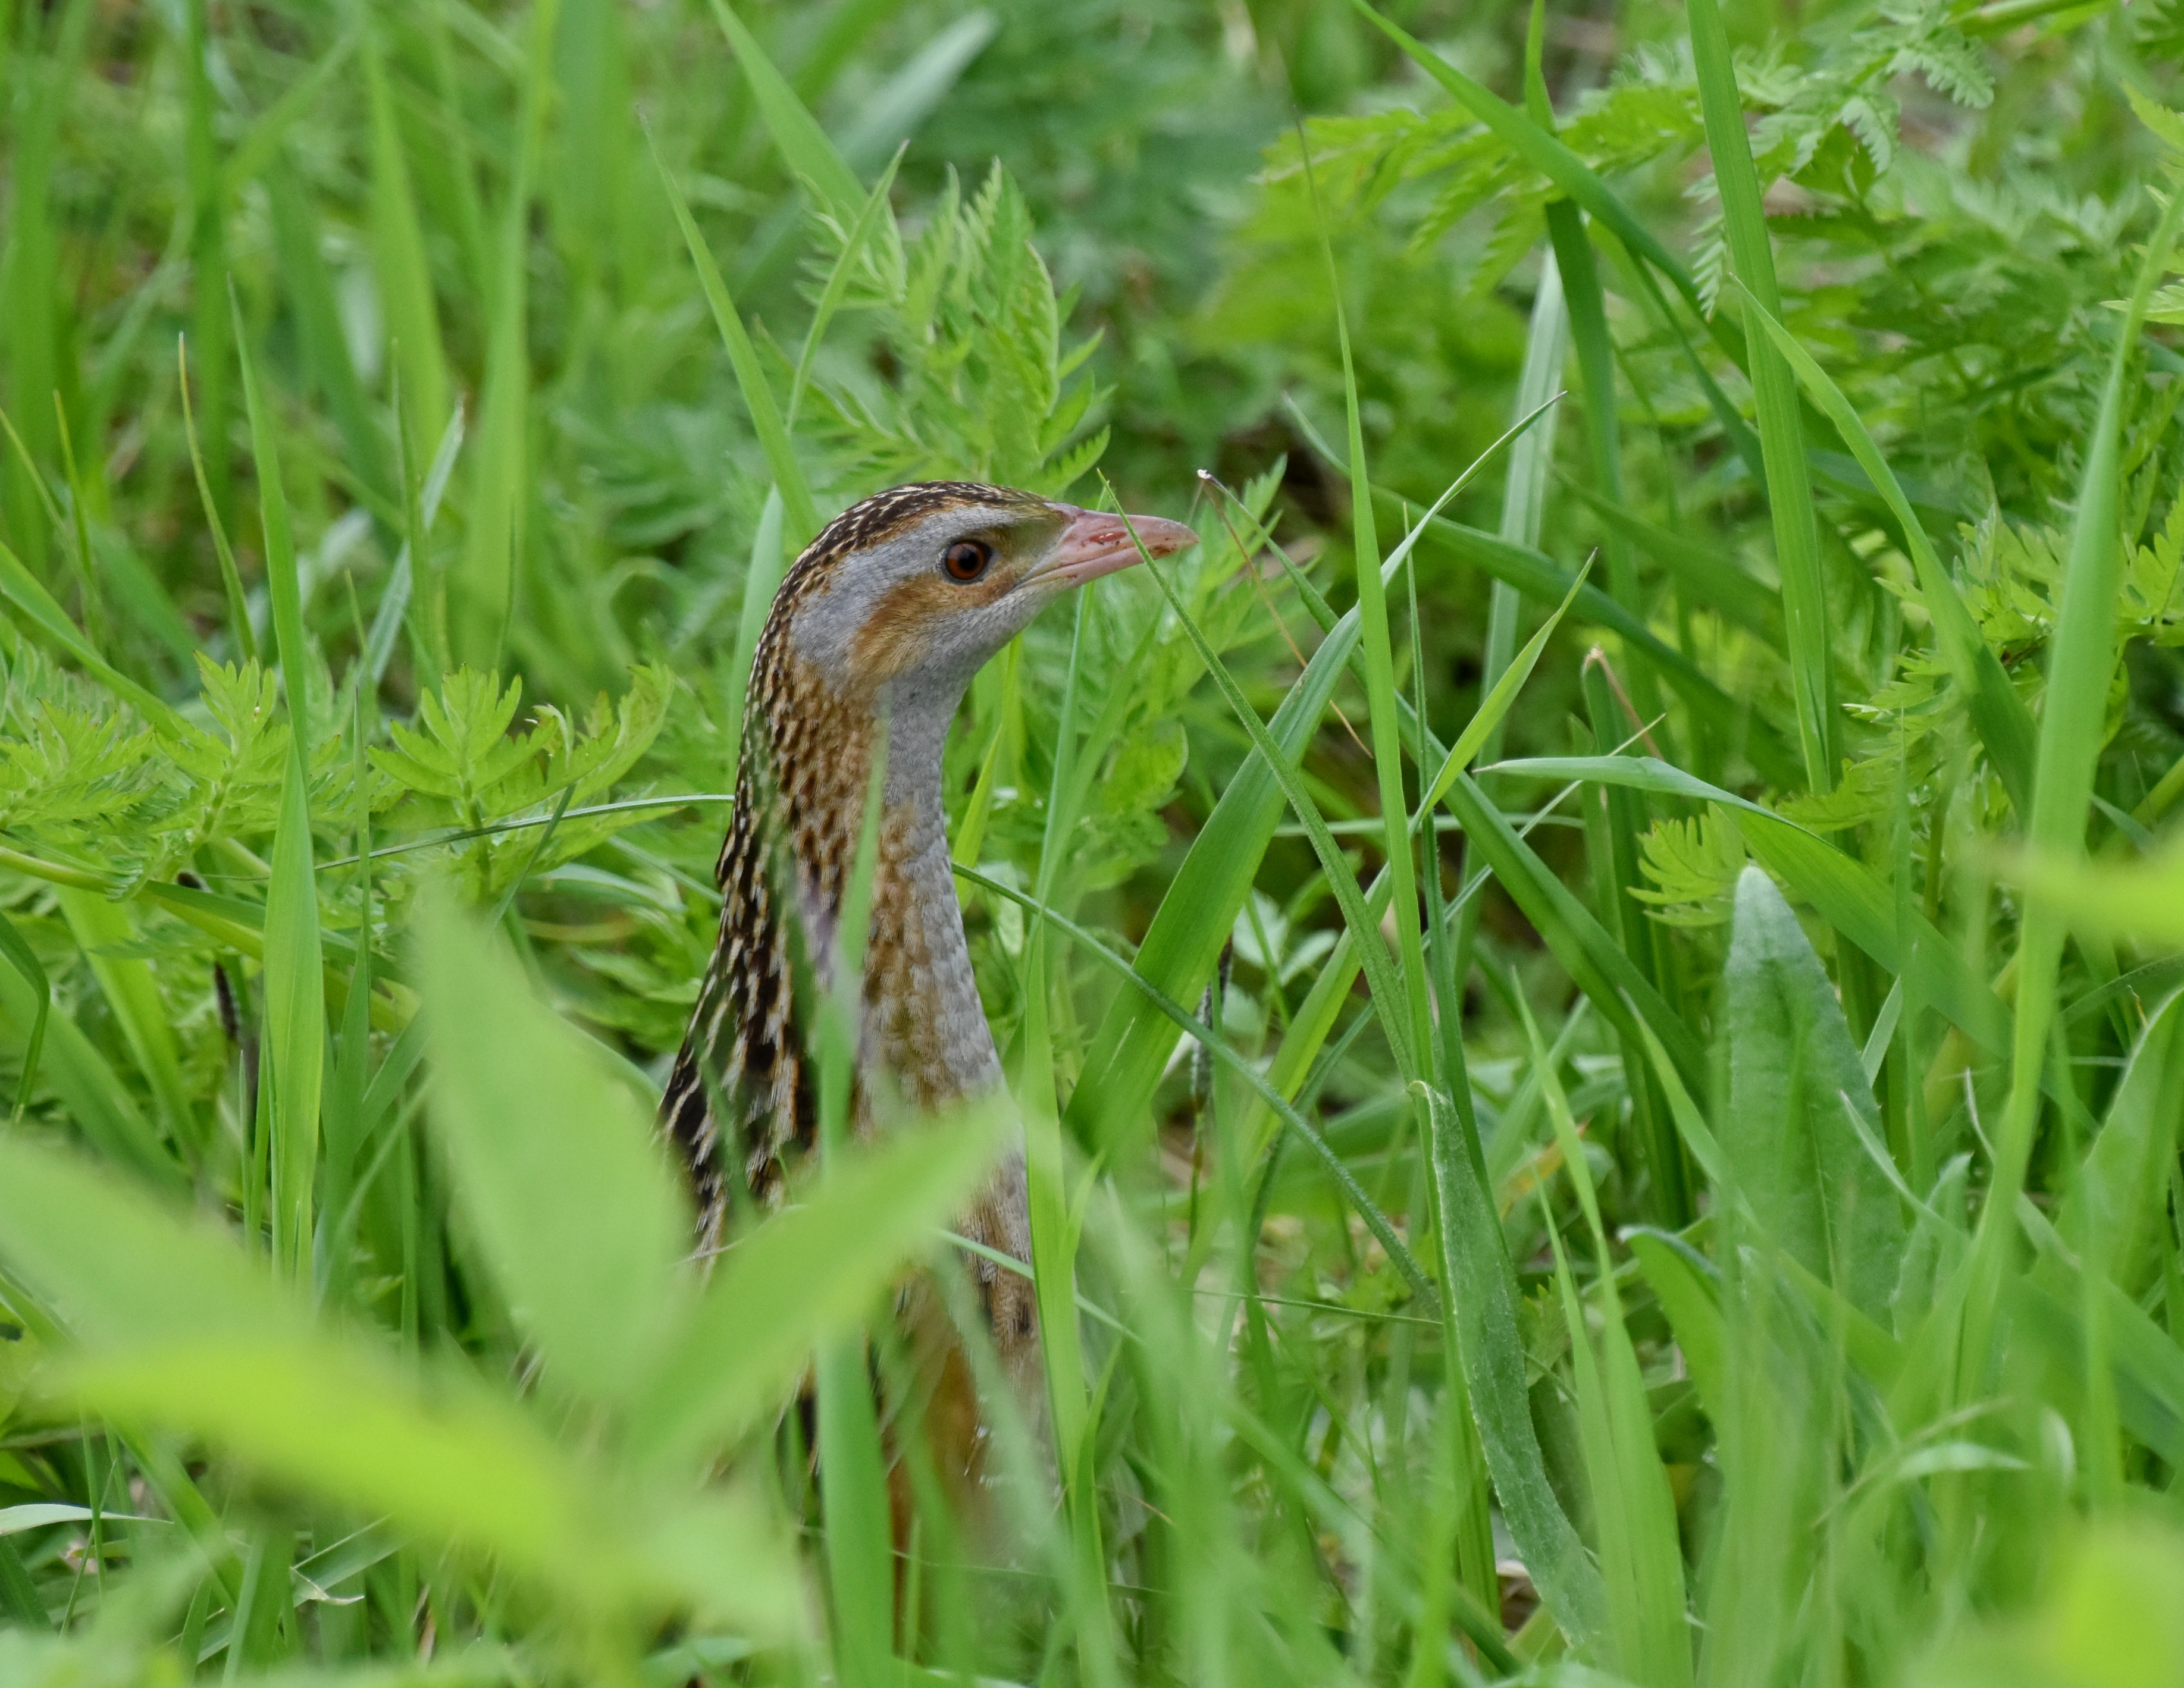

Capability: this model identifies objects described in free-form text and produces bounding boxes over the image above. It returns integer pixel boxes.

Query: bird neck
[749,655,1001,1110]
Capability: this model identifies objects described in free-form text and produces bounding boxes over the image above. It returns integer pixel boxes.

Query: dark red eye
[942,539,993,582]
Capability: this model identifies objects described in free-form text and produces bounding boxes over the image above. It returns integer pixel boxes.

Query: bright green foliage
[10,0,2184,1684]
[1722,867,1904,1318]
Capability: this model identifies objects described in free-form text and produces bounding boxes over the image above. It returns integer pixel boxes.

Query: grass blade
[1976,177,2184,1352]
[647,127,822,545]
[230,288,311,746]
[710,0,867,227]
[264,747,325,1281]
[1687,0,1833,790]
[1735,281,2036,815]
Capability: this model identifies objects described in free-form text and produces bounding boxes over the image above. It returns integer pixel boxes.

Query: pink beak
[1028,503,1198,589]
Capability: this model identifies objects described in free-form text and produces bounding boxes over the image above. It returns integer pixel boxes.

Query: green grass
[5,0,2184,1683]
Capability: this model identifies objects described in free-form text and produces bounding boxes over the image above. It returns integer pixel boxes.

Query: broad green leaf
[0,1134,297,1347]
[56,1339,797,1633]
[1627,1229,1728,1429]
[628,1103,1008,1468]
[1420,1081,1605,1646]
[1722,867,1907,1319]
[415,892,688,1410]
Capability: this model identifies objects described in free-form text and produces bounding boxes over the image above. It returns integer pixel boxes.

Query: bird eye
[942,539,993,583]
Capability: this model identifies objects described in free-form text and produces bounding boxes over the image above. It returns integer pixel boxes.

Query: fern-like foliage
[369,666,673,901]
[804,164,1110,494]
[1632,810,1747,927]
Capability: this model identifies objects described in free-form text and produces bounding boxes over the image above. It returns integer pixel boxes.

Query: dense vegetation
[4,0,2184,1681]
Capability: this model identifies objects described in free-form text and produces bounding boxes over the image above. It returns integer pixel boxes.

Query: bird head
[782,482,1198,699]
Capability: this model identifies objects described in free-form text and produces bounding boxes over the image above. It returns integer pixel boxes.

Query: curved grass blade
[709,0,866,227]
[646,126,820,545]
[787,145,905,428]
[1735,281,2036,816]
[1687,0,1833,790]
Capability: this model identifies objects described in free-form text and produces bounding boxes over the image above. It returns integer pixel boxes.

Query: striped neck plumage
[660,480,1195,1243]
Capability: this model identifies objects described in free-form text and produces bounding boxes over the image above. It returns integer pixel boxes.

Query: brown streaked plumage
[659,479,1196,1483]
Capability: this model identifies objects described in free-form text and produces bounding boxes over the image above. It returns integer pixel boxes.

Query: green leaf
[628,1104,1008,1469]
[1722,867,1907,1319]
[415,890,689,1411]
[1627,1229,1729,1428]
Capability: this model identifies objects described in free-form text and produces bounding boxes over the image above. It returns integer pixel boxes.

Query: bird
[659,479,1196,1491]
